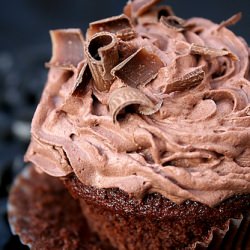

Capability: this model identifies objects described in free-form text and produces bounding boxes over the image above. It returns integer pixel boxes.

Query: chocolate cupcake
[13,0,250,249]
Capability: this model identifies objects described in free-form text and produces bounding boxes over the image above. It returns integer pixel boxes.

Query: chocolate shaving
[116,28,137,41]
[85,32,119,91]
[108,86,157,122]
[217,12,242,31]
[111,48,164,87]
[156,6,175,19]
[190,44,238,61]
[87,14,135,41]
[72,62,92,96]
[160,15,187,32]
[46,29,85,70]
[138,99,163,115]
[117,41,138,62]
[164,66,205,94]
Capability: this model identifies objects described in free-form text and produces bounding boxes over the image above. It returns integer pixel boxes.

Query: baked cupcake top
[25,0,250,207]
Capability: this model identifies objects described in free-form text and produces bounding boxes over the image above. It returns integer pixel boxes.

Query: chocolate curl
[46,29,85,70]
[111,48,164,87]
[116,28,137,41]
[87,14,136,41]
[137,6,175,24]
[156,6,175,18]
[85,32,119,91]
[217,12,242,31]
[190,44,238,61]
[108,86,160,123]
[138,99,163,115]
[127,0,162,18]
[160,16,187,32]
[164,66,205,94]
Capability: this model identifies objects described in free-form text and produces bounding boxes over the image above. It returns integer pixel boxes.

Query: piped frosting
[25,0,250,207]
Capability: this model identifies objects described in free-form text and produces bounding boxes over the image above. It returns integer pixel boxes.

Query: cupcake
[11,0,250,249]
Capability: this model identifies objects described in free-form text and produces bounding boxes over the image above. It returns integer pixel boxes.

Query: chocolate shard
[87,14,136,41]
[46,29,85,70]
[108,86,159,122]
[116,28,137,41]
[160,15,183,30]
[129,0,162,18]
[117,41,138,62]
[164,66,205,94]
[85,32,119,91]
[217,12,242,31]
[111,48,164,87]
[72,62,92,96]
[190,44,238,61]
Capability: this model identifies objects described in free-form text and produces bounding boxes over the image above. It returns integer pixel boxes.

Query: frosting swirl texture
[25,1,250,206]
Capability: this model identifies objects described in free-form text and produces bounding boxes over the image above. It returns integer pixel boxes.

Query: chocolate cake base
[63,174,250,250]
[7,165,250,249]
[8,166,113,250]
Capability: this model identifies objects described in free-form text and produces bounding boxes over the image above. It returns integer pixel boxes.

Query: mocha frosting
[25,0,250,207]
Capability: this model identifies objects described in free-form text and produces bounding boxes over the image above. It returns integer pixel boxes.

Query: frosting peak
[25,0,250,207]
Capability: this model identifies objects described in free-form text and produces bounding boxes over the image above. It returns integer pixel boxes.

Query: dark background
[1,0,250,51]
[0,0,249,249]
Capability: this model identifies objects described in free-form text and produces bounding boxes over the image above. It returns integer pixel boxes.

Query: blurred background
[0,0,249,249]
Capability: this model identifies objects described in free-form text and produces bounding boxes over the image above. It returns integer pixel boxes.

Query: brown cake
[11,0,250,249]
[63,174,250,249]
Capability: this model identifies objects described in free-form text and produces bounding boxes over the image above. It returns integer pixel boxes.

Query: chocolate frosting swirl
[25,0,250,207]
